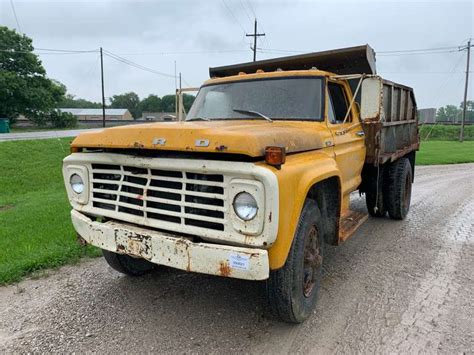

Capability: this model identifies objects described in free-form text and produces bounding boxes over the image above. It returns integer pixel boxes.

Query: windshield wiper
[187,116,210,121]
[232,109,273,122]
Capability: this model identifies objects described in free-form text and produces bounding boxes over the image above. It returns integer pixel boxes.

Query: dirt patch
[0,204,14,212]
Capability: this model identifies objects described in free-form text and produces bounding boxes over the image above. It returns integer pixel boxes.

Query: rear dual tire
[385,158,413,220]
[365,157,413,220]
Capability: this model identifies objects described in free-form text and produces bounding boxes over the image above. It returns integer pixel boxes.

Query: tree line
[0,25,194,128]
[436,101,474,122]
[59,92,195,119]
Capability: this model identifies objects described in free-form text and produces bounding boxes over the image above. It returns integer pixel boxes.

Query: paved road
[0,164,473,353]
[0,128,101,142]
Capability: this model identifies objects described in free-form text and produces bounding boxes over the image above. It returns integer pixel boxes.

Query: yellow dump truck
[63,45,419,323]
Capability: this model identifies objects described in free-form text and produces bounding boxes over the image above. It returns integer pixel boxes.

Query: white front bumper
[71,210,269,280]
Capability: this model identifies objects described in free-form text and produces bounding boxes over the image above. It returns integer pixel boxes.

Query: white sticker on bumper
[229,253,250,270]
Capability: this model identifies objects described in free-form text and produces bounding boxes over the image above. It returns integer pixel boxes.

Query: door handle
[356,131,365,137]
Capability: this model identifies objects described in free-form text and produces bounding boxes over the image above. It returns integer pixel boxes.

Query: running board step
[339,210,368,242]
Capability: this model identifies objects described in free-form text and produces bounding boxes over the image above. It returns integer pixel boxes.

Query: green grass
[417,141,474,165]
[0,138,100,285]
[419,124,474,141]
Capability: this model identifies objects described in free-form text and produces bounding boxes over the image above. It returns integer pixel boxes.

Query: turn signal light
[265,146,286,168]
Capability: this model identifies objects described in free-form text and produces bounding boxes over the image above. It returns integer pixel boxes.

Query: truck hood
[71,120,332,157]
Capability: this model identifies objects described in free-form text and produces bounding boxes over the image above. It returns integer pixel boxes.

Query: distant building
[141,112,177,122]
[418,108,436,123]
[59,108,132,121]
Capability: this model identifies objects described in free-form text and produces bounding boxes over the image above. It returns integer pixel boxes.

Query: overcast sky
[1,0,472,109]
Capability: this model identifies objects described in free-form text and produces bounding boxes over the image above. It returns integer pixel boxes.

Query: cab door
[326,80,366,197]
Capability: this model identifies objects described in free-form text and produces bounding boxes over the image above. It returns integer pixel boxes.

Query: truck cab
[63,45,419,323]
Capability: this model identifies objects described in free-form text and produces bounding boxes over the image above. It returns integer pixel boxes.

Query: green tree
[160,94,176,112]
[0,26,66,123]
[460,100,474,122]
[110,92,140,118]
[139,94,162,113]
[183,93,196,112]
[59,94,101,108]
[436,104,461,122]
[160,93,195,113]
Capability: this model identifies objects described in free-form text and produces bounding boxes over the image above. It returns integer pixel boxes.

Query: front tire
[385,158,413,220]
[102,250,156,276]
[267,199,324,323]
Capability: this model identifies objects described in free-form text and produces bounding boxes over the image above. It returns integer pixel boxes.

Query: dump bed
[356,77,419,165]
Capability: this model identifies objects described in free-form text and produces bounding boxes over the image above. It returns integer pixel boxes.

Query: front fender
[258,149,341,270]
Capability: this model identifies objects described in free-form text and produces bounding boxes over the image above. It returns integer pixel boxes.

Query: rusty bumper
[71,210,270,280]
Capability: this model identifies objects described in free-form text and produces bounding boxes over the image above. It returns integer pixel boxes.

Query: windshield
[186,77,324,121]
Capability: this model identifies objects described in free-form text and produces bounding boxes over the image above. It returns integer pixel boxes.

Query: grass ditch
[419,124,474,141]
[0,137,99,285]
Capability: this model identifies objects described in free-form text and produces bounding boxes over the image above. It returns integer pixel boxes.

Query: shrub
[48,110,77,128]
[419,124,474,141]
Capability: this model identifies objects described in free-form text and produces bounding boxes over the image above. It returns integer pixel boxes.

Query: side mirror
[360,77,382,121]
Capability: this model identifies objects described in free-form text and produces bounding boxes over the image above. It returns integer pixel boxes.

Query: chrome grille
[91,163,225,231]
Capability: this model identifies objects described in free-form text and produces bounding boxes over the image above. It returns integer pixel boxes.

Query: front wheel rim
[303,225,322,298]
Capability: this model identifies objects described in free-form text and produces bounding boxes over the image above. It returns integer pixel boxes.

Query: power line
[421,52,466,140]
[9,0,22,33]
[239,0,253,23]
[34,47,99,53]
[0,49,98,56]
[110,49,249,56]
[104,50,176,79]
[378,46,459,54]
[245,0,257,18]
[378,49,459,57]
[221,0,247,34]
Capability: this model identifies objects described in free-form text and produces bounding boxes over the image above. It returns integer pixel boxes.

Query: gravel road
[1,163,473,353]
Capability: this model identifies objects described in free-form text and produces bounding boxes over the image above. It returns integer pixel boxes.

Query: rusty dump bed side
[358,78,419,165]
[209,44,376,76]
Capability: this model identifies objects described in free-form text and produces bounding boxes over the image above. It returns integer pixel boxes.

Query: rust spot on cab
[219,262,231,277]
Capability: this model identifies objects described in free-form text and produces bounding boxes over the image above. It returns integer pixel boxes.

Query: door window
[328,82,351,124]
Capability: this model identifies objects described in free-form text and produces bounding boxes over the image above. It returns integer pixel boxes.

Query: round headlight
[70,174,84,194]
[233,192,258,221]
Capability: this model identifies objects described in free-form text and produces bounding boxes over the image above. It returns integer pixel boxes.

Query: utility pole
[246,19,265,62]
[100,47,106,128]
[178,72,183,121]
[460,39,472,142]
